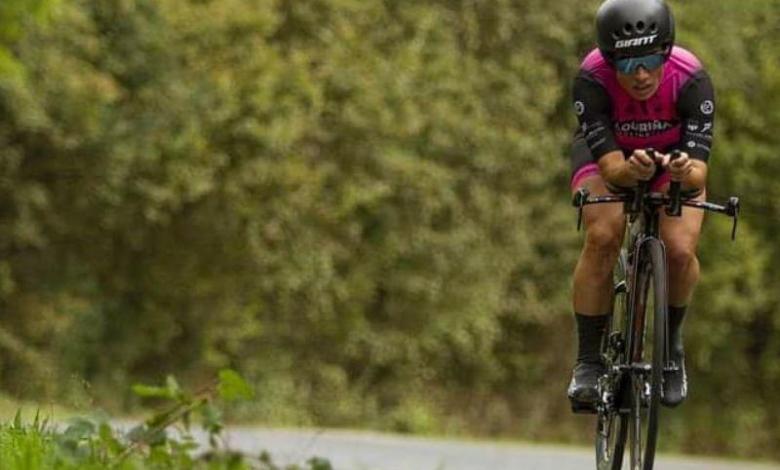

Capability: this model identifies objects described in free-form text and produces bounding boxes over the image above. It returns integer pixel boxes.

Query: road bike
[572,150,740,470]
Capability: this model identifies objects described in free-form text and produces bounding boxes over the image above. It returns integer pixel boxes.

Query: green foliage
[0,372,331,469]
[0,0,777,461]
[217,370,254,403]
[0,0,53,75]
[133,377,186,401]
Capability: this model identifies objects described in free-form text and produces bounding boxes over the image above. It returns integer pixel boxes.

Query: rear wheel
[628,240,667,470]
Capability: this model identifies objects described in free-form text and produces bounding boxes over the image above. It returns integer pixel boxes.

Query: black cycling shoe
[568,361,606,413]
[661,348,688,407]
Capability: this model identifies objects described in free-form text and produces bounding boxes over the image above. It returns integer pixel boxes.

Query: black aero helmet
[596,0,675,62]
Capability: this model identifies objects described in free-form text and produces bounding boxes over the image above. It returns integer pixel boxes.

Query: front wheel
[628,240,668,470]
[596,249,630,470]
[596,406,628,470]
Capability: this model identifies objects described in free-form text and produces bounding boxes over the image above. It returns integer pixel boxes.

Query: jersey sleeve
[572,73,620,160]
[674,70,715,162]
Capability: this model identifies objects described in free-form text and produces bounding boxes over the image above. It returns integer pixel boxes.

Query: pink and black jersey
[572,46,715,163]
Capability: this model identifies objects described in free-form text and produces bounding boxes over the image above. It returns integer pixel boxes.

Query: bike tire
[595,249,629,470]
[628,239,667,470]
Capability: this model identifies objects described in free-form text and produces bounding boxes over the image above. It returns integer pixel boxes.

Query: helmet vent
[636,21,646,32]
[649,23,658,33]
[623,23,633,34]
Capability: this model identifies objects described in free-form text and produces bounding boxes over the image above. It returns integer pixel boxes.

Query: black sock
[668,306,687,356]
[575,313,610,363]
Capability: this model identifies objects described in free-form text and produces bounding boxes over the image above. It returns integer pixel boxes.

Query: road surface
[214,427,780,470]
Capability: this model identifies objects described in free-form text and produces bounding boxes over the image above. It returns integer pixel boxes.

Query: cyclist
[567,0,715,410]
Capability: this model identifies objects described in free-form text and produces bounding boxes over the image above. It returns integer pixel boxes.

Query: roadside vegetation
[0,370,332,469]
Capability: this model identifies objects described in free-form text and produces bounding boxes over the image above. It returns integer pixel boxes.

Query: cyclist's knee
[666,243,698,274]
[585,224,623,271]
[584,222,622,257]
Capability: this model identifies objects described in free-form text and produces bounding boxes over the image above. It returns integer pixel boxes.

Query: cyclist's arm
[598,150,646,187]
[672,70,715,191]
[679,158,708,191]
[573,74,643,187]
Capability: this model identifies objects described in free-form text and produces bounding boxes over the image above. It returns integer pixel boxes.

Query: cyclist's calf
[573,209,625,314]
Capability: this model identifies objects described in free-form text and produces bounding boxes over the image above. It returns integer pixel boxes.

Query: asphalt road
[216,427,780,470]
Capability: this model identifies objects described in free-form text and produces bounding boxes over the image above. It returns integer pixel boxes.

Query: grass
[0,395,73,423]
[0,414,243,469]
[0,371,334,470]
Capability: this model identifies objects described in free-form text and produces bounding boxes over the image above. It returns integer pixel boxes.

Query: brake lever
[728,196,740,241]
[573,188,590,232]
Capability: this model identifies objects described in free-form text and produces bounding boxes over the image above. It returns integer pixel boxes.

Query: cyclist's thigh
[659,188,706,250]
[569,132,625,234]
[574,175,626,235]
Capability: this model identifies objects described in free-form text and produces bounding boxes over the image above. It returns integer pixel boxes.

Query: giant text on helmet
[615,34,658,49]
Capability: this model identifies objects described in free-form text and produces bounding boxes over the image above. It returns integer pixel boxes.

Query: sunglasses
[614,53,667,74]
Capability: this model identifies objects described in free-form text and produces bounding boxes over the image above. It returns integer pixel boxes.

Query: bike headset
[596,0,675,71]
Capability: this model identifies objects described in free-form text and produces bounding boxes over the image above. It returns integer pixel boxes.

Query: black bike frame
[576,182,738,372]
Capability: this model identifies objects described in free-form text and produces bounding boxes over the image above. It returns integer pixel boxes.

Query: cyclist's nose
[634,66,651,80]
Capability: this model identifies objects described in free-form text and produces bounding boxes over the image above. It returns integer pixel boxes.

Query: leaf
[217,369,254,402]
[145,407,178,428]
[200,402,223,436]
[127,423,168,446]
[63,417,97,440]
[127,424,150,443]
[132,384,175,399]
[165,375,183,399]
[98,422,124,456]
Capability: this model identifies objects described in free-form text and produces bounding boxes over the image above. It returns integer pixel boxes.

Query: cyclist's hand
[658,152,693,182]
[626,150,657,181]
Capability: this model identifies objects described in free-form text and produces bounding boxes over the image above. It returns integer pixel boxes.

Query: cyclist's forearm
[604,166,639,187]
[598,151,639,187]
[679,160,708,191]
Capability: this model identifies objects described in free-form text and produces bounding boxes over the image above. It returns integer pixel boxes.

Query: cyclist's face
[616,65,664,101]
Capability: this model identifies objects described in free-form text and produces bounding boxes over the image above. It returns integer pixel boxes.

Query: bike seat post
[728,196,740,241]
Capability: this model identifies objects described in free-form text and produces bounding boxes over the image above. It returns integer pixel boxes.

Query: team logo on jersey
[574,101,585,116]
[614,119,674,137]
[615,35,658,49]
[700,100,714,115]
